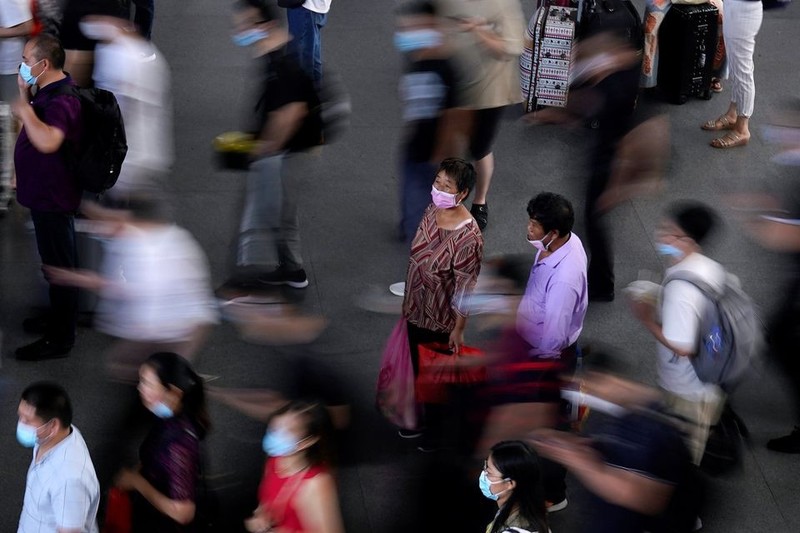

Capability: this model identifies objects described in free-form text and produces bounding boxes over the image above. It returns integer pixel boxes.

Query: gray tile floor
[2,1,800,532]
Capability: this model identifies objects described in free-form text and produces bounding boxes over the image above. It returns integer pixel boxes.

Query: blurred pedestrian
[283,0,331,87]
[16,381,101,533]
[701,0,763,148]
[627,201,727,465]
[480,440,549,533]
[0,0,33,212]
[115,352,210,531]
[60,0,129,87]
[399,157,483,450]
[221,0,323,290]
[729,189,800,452]
[12,33,82,361]
[435,0,526,231]
[393,0,465,246]
[531,367,701,533]
[244,399,345,533]
[79,14,173,205]
[44,196,218,382]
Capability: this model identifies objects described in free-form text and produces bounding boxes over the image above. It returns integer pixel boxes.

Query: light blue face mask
[16,421,46,448]
[151,402,174,419]
[656,243,684,259]
[19,59,44,86]
[478,469,510,501]
[262,428,301,457]
[232,28,269,47]
[393,29,442,53]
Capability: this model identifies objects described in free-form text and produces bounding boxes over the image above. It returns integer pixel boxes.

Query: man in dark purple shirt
[12,33,82,360]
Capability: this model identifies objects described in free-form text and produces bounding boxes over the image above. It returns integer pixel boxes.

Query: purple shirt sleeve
[535,281,581,357]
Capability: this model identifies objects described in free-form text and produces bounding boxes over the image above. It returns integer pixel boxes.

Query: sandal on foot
[710,78,723,93]
[702,115,735,131]
[710,132,749,149]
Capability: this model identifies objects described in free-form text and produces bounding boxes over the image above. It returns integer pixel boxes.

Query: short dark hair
[667,200,718,245]
[437,157,476,196]
[395,0,437,17]
[235,0,278,23]
[144,352,210,438]
[527,192,575,236]
[21,382,72,427]
[29,33,65,70]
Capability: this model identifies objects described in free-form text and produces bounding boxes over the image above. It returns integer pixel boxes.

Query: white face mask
[561,389,627,418]
[527,231,555,252]
[79,21,121,42]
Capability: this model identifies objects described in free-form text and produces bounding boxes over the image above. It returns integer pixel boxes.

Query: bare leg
[472,152,494,205]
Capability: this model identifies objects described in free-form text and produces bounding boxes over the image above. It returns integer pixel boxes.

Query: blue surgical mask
[19,59,44,86]
[16,421,46,448]
[232,28,269,47]
[393,29,443,53]
[478,470,510,501]
[262,428,300,457]
[656,243,684,259]
[150,402,174,419]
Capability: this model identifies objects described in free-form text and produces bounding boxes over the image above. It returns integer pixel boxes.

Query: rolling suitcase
[657,3,719,104]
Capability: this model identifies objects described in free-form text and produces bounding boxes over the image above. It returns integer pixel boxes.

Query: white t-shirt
[0,0,32,75]
[303,0,332,14]
[657,253,727,401]
[93,35,174,191]
[95,224,220,342]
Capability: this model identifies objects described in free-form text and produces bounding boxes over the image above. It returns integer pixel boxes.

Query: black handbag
[277,0,305,8]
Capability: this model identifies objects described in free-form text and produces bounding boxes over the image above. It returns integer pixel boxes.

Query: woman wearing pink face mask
[398,157,484,449]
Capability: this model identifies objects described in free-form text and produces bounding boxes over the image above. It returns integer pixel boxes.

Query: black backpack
[51,84,128,194]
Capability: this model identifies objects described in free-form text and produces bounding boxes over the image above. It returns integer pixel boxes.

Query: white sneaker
[389,282,406,296]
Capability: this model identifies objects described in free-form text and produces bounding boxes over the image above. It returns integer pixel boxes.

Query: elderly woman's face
[433,171,459,194]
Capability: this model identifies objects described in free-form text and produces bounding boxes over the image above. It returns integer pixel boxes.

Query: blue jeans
[287,7,327,87]
[30,210,78,344]
[400,160,436,246]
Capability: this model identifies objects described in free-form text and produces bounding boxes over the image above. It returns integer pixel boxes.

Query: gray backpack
[663,271,764,392]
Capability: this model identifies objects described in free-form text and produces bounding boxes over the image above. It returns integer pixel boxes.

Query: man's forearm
[0,20,33,39]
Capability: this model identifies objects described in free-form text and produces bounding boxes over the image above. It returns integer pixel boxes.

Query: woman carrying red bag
[399,157,484,450]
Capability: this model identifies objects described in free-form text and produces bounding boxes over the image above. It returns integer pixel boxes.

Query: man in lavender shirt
[517,192,589,359]
[12,34,83,360]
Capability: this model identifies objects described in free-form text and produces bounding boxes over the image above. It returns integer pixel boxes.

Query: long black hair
[489,440,549,533]
[144,352,210,439]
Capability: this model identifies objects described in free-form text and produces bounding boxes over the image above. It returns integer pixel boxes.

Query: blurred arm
[0,20,33,38]
[257,101,308,155]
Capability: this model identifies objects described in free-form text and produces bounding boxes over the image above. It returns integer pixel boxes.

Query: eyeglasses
[483,460,502,478]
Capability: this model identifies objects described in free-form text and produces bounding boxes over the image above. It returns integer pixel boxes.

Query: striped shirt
[403,204,484,332]
[18,426,100,533]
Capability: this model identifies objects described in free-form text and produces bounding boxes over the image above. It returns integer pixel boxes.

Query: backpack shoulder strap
[663,271,722,301]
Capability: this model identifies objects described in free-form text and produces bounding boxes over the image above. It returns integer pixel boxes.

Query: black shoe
[588,290,615,302]
[767,427,800,453]
[15,337,73,361]
[470,203,488,231]
[258,267,309,289]
[22,315,52,335]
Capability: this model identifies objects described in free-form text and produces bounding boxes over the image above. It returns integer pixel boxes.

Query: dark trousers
[407,321,450,439]
[585,141,615,296]
[131,0,155,39]
[31,210,78,344]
